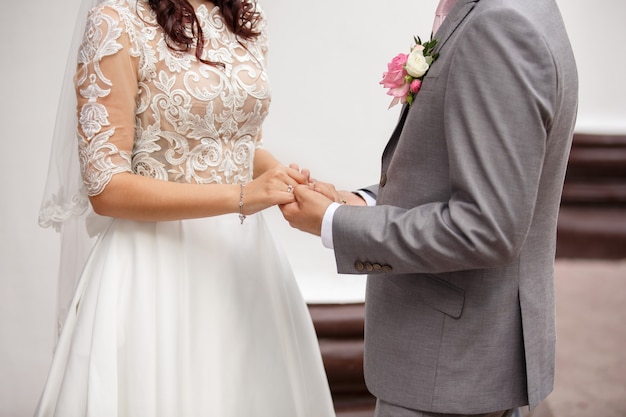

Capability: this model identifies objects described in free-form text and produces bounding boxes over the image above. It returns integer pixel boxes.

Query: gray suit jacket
[332,0,578,413]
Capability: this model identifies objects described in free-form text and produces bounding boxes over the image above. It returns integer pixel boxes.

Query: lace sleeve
[75,4,137,196]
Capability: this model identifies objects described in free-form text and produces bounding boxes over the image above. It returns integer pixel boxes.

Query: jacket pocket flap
[389,274,465,318]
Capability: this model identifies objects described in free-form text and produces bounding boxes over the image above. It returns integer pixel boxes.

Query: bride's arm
[89,174,239,221]
[89,166,303,222]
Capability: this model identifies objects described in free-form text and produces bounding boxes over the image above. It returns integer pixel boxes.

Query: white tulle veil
[39,0,112,338]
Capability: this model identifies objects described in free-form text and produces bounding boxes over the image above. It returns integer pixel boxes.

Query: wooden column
[309,303,375,417]
[557,134,626,258]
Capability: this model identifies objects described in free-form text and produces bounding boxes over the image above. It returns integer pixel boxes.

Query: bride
[34,0,335,415]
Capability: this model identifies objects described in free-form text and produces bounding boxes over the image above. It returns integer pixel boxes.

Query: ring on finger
[287,185,293,193]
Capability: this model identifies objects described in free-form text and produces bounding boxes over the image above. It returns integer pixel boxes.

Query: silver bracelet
[238,184,246,224]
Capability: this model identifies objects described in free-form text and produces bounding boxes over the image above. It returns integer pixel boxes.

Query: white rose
[405,47,430,78]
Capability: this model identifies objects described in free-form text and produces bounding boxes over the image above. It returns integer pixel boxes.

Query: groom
[281,0,578,416]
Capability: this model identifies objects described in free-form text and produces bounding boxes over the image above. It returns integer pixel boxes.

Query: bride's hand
[311,181,367,206]
[310,180,341,202]
[241,164,307,214]
[283,163,367,206]
[288,163,312,185]
[285,164,343,202]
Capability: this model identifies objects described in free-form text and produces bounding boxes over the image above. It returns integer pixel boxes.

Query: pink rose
[380,53,408,89]
[386,82,411,108]
[389,53,409,71]
[410,79,422,93]
[387,82,410,99]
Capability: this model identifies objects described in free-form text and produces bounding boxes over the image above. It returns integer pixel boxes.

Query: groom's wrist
[355,189,376,206]
[321,202,341,249]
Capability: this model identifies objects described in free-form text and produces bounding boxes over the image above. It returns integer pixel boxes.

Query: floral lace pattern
[38,191,90,231]
[76,0,271,196]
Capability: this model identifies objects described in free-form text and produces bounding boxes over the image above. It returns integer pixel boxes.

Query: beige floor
[525,259,626,417]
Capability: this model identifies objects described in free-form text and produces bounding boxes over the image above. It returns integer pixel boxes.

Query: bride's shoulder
[84,0,152,37]
[87,0,143,23]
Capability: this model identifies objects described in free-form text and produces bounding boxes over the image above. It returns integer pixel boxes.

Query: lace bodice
[76,0,271,196]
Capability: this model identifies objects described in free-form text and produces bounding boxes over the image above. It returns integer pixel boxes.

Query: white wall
[1,0,624,415]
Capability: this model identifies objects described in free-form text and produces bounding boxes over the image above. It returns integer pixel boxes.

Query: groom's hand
[280,185,333,236]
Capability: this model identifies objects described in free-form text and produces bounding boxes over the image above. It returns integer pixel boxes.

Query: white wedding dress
[34,1,335,416]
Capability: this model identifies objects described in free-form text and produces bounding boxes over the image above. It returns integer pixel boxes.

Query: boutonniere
[380,36,439,108]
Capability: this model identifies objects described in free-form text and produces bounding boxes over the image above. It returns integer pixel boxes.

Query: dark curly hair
[147,0,261,64]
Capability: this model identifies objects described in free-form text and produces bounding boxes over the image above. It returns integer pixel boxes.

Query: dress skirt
[34,213,335,417]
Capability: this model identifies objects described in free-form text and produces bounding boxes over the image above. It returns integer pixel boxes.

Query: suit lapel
[433,0,480,53]
[381,105,410,170]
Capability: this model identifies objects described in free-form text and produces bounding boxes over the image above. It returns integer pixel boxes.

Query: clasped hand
[279,164,365,236]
